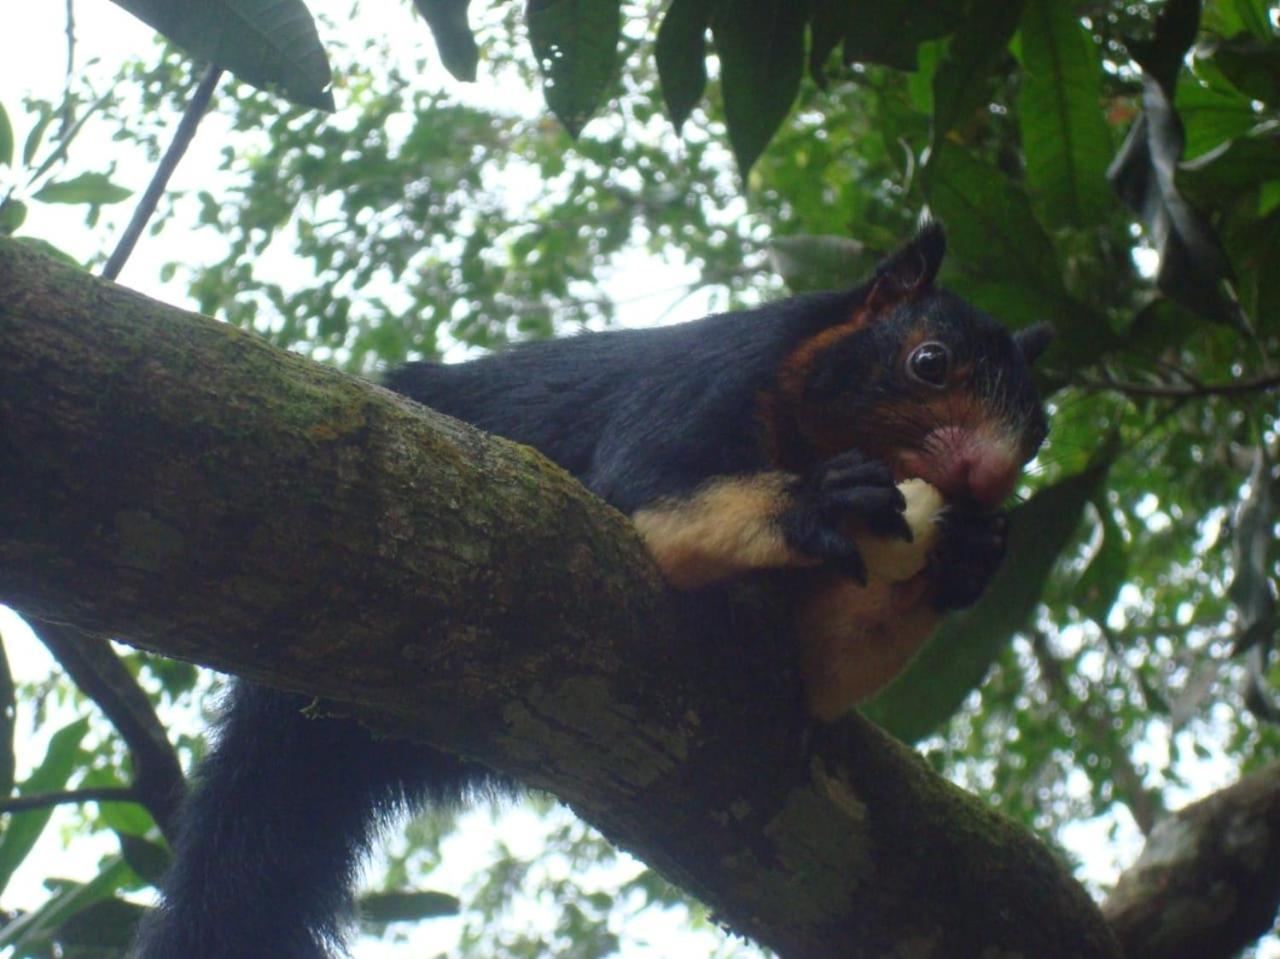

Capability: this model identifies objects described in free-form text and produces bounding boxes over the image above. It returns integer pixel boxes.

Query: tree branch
[0,238,1120,959]
[1105,762,1280,959]
[1082,369,1280,399]
[31,619,184,839]
[0,787,138,815]
[102,64,222,281]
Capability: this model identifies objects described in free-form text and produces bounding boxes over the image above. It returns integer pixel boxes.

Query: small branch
[33,620,184,840]
[102,64,223,281]
[0,786,137,815]
[1082,369,1280,400]
[57,0,77,143]
[1105,762,1280,959]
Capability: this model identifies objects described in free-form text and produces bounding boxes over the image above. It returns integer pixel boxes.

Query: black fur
[131,228,1048,958]
[780,451,911,583]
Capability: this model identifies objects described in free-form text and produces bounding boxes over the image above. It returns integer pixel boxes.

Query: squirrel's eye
[907,342,951,387]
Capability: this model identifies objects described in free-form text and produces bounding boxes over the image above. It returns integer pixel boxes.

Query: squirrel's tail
[130,681,500,958]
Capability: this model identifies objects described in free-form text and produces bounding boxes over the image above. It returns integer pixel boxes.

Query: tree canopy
[2,0,1280,957]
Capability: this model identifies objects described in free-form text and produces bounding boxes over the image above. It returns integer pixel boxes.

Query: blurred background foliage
[2,0,1280,955]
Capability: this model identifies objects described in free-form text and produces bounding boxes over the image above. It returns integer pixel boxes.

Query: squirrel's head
[771,224,1052,510]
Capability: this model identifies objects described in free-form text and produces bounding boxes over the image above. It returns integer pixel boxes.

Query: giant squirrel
[131,224,1051,958]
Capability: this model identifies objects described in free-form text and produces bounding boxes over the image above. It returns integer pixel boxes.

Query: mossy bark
[0,238,1120,959]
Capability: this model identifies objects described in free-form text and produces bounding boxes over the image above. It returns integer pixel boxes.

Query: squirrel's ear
[864,222,946,314]
[1014,322,1055,364]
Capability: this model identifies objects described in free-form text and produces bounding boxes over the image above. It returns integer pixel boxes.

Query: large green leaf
[1016,0,1111,226]
[810,0,959,74]
[1204,0,1273,38]
[1110,77,1238,325]
[109,0,334,111]
[932,0,1024,139]
[0,717,90,898]
[527,0,621,138]
[1211,33,1280,105]
[655,0,714,132]
[924,142,1061,289]
[21,104,53,168]
[864,466,1108,742]
[0,636,12,799]
[357,889,461,925]
[0,856,136,953]
[1179,133,1280,202]
[712,0,804,176]
[0,199,25,235]
[1077,497,1128,625]
[412,0,478,82]
[1176,73,1264,160]
[33,172,132,206]
[37,896,146,953]
[924,143,1116,369]
[0,103,12,169]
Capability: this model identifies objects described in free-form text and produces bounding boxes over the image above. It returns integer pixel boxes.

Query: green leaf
[1177,73,1263,159]
[923,142,1061,291]
[1016,0,1112,226]
[0,856,136,952]
[1209,34,1280,106]
[1234,0,1272,38]
[1077,497,1128,624]
[527,0,621,138]
[42,897,147,951]
[767,234,877,291]
[1205,0,1274,41]
[864,466,1109,741]
[811,0,959,73]
[1179,133,1280,202]
[655,0,714,132]
[22,104,53,167]
[412,0,479,83]
[0,102,13,168]
[712,0,805,176]
[33,172,133,206]
[0,717,90,898]
[108,0,334,111]
[924,143,1117,368]
[1110,75,1239,324]
[0,199,27,235]
[0,636,13,799]
[97,796,155,839]
[117,833,171,885]
[357,889,461,925]
[932,0,1024,139]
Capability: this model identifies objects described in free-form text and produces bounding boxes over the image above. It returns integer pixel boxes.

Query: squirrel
[130,223,1051,958]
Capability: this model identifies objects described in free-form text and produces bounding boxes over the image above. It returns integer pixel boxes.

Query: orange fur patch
[775,307,871,408]
[799,573,940,721]
[632,474,817,589]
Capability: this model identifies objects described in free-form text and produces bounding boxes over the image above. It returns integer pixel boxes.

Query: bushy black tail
[130,681,500,959]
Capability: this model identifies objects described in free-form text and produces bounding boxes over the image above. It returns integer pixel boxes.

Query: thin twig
[102,63,223,281]
[1083,370,1280,399]
[0,787,137,815]
[57,0,77,143]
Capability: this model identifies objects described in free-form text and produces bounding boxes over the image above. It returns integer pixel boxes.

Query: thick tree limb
[1105,761,1280,959]
[0,238,1120,959]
